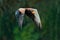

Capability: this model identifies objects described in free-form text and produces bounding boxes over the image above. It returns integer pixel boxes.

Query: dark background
[0,0,60,40]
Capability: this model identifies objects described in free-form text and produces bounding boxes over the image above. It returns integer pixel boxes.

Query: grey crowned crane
[15,8,42,30]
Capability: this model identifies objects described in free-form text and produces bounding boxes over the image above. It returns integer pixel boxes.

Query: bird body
[15,8,42,30]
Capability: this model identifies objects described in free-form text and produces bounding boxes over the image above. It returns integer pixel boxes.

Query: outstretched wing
[32,9,42,29]
[25,8,42,29]
[15,9,24,30]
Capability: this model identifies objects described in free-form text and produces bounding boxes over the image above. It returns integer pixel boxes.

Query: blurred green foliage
[0,0,60,40]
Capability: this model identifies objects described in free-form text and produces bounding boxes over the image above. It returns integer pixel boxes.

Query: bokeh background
[0,0,60,40]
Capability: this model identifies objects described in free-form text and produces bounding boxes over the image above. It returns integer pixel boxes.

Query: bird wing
[32,9,42,29]
[15,9,25,30]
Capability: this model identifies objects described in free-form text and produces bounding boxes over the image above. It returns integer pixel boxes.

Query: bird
[15,8,42,30]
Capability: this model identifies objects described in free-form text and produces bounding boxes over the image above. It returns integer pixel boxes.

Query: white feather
[32,9,42,28]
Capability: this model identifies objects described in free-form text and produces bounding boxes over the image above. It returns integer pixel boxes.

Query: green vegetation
[0,0,60,40]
